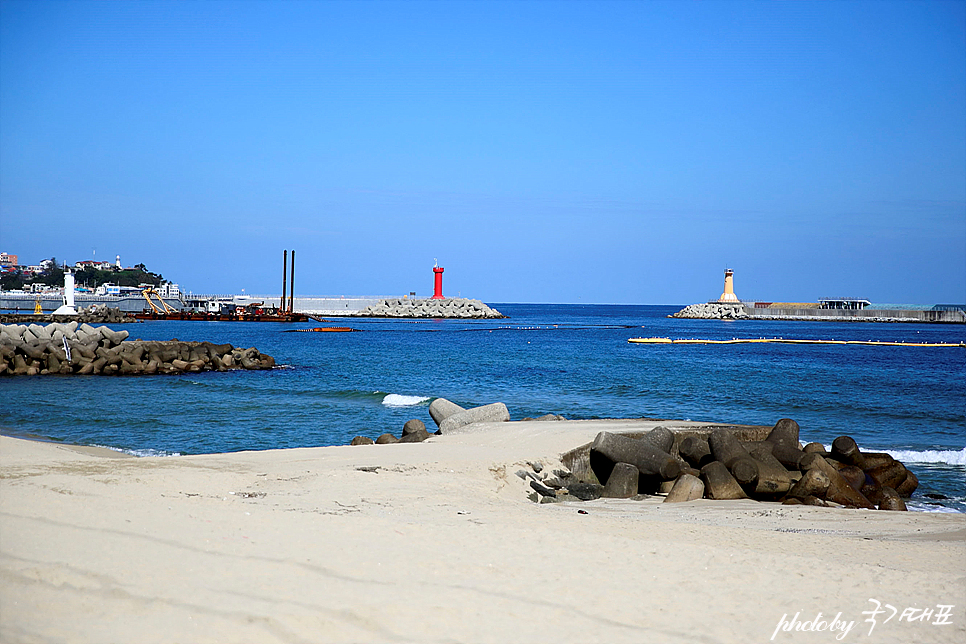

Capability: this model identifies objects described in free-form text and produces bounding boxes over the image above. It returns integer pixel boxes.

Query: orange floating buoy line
[627,337,965,347]
[287,327,357,333]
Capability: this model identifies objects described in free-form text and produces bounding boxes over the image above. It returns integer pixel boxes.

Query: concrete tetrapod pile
[521,419,918,511]
[0,305,135,325]
[355,298,505,319]
[671,302,748,319]
[0,323,275,376]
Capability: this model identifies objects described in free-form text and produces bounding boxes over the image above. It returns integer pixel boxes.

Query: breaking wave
[381,394,431,407]
[94,444,182,458]
[883,447,966,466]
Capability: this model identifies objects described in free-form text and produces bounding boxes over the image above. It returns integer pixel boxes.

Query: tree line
[0,258,167,291]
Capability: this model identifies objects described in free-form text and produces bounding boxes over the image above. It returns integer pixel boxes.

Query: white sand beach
[2,420,964,643]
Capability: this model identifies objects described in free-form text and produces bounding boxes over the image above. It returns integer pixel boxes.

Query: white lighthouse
[52,268,77,316]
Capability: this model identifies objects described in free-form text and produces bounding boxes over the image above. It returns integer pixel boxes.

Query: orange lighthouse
[718,269,739,303]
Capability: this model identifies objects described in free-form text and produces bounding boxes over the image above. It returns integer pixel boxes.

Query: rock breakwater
[345,401,917,512]
[1,323,275,376]
[354,298,504,319]
[0,305,135,325]
[671,303,748,319]
[671,303,965,323]
[535,418,917,510]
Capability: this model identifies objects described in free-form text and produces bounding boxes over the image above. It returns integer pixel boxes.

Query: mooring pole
[281,250,288,314]
[289,249,296,314]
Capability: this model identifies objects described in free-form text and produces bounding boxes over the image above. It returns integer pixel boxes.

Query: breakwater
[545,419,918,510]
[0,323,275,376]
[0,292,182,313]
[353,297,505,318]
[628,337,965,347]
[345,399,920,511]
[0,305,134,325]
[672,302,965,323]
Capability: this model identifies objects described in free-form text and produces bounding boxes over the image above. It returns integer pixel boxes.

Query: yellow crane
[142,287,177,315]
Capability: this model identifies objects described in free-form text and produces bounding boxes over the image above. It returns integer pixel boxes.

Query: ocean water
[2,304,963,511]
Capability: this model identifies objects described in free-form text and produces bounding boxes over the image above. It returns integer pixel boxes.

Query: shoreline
[3,421,964,643]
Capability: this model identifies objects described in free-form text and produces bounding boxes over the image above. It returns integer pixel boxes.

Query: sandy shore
[2,420,964,643]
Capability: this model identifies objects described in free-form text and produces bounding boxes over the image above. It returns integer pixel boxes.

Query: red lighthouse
[432,263,445,299]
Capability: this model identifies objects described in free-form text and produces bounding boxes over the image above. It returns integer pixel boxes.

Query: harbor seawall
[672,302,965,324]
[0,292,182,314]
[746,306,965,324]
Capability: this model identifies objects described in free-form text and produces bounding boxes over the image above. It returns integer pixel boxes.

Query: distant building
[74,260,115,271]
[0,252,17,267]
[156,282,181,298]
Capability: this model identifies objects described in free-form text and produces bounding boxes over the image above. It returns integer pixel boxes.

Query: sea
[2,304,964,512]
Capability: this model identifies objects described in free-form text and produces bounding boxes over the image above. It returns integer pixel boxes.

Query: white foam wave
[805,442,966,467]
[883,447,966,466]
[381,394,431,407]
[908,503,963,514]
[94,444,182,458]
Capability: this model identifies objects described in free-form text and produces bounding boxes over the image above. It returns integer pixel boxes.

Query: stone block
[429,398,466,427]
[438,402,510,434]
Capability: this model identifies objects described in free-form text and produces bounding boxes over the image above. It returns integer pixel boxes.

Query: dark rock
[786,468,830,500]
[765,418,801,450]
[700,461,747,500]
[398,429,431,443]
[601,462,639,498]
[800,453,874,509]
[803,442,827,454]
[709,428,751,467]
[679,436,714,469]
[830,436,867,469]
[590,431,680,484]
[664,473,705,503]
[879,486,907,511]
[866,459,909,491]
[566,483,604,501]
[837,465,867,493]
[375,433,399,444]
[642,426,674,454]
[350,436,375,446]
[530,480,556,498]
[402,419,426,437]
[895,469,919,497]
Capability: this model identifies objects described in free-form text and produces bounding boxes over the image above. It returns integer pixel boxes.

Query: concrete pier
[672,302,964,324]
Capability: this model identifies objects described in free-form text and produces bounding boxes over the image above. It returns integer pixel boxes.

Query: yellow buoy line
[628,337,966,347]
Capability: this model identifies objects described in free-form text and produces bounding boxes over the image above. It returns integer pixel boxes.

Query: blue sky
[1,0,964,304]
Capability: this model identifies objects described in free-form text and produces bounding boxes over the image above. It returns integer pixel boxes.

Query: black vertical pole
[289,249,296,314]
[281,250,288,314]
